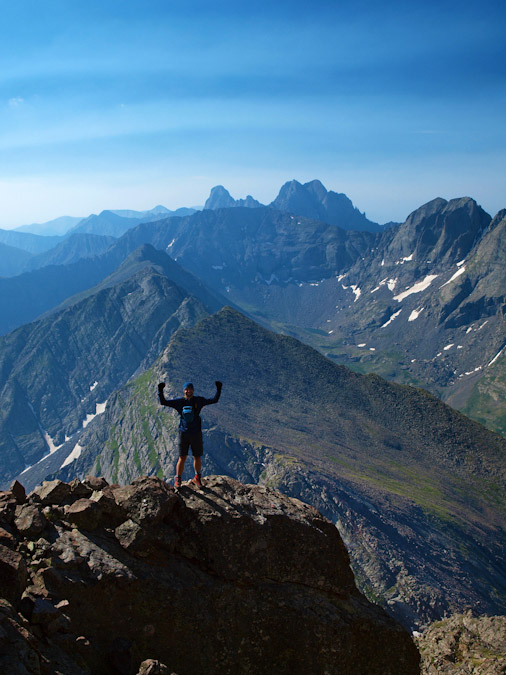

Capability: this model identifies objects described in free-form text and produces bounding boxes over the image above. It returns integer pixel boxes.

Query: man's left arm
[201,381,222,406]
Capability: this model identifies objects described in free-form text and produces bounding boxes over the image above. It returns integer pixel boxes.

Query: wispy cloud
[8,97,24,108]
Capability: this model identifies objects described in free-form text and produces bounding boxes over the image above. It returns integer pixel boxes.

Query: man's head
[183,382,194,399]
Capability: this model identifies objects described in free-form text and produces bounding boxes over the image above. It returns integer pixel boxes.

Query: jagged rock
[0,475,420,674]
[0,491,17,524]
[0,526,14,546]
[31,479,72,506]
[69,478,94,498]
[416,611,506,674]
[64,498,102,531]
[14,504,47,538]
[137,659,174,675]
[0,543,27,602]
[10,480,27,504]
[90,487,126,527]
[83,475,109,492]
[112,476,179,527]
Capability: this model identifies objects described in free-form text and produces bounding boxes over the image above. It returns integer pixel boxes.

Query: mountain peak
[270,179,381,232]
[204,185,263,210]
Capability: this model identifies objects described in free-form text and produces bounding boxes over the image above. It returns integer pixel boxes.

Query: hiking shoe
[192,474,203,488]
[174,475,182,489]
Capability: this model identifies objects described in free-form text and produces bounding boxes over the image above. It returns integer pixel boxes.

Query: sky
[1,0,505,227]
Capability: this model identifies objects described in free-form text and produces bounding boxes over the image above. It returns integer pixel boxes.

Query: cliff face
[0,475,419,675]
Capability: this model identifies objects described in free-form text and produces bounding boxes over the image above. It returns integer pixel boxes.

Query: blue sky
[1,0,505,227]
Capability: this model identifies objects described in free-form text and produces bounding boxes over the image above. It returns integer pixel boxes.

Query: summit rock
[0,474,419,674]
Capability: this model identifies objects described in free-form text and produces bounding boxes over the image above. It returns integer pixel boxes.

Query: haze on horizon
[1,0,505,229]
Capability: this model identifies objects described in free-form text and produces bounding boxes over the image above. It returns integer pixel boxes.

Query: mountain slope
[14,215,84,235]
[56,307,506,628]
[0,241,33,277]
[296,198,506,434]
[21,233,117,272]
[0,228,63,254]
[0,246,231,485]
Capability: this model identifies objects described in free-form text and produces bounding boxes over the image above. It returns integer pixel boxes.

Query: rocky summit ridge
[0,475,419,675]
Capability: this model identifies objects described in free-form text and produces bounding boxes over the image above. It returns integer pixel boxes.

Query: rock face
[0,475,420,675]
[415,611,506,674]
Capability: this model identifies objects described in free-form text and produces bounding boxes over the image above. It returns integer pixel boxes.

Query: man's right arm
[158,382,180,409]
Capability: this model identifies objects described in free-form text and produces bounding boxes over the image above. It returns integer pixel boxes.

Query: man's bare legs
[176,455,202,479]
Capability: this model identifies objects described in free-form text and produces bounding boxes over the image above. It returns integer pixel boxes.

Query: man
[157,380,222,488]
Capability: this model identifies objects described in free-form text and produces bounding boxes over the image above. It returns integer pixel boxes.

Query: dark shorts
[178,432,203,458]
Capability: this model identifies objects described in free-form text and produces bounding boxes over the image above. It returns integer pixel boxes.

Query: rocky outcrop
[415,611,506,674]
[0,475,419,674]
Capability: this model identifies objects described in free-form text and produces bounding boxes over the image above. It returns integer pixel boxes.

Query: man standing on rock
[157,380,222,489]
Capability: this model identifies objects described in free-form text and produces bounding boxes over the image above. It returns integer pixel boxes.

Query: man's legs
[193,455,202,475]
[176,455,187,478]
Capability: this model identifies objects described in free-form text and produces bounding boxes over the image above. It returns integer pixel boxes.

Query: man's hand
[215,381,222,391]
[158,382,165,392]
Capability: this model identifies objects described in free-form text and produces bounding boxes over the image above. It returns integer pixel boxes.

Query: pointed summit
[204,186,263,210]
[270,179,382,232]
[204,186,236,210]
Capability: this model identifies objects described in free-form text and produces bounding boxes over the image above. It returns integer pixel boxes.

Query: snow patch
[408,307,424,322]
[90,381,98,392]
[466,326,473,334]
[394,274,438,302]
[444,344,454,351]
[478,320,489,331]
[395,253,414,265]
[382,309,402,328]
[167,238,176,248]
[489,348,504,367]
[357,343,366,348]
[440,266,466,288]
[370,286,380,294]
[82,401,107,429]
[369,347,376,351]
[60,443,83,469]
[350,285,361,301]
[457,259,466,266]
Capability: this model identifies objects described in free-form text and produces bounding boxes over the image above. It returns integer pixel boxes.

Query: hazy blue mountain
[0,228,64,254]
[0,245,228,486]
[22,233,117,272]
[111,205,197,219]
[270,179,383,232]
[49,307,506,629]
[204,185,263,209]
[14,215,84,236]
[69,210,145,237]
[0,247,127,335]
[69,206,198,238]
[0,241,33,277]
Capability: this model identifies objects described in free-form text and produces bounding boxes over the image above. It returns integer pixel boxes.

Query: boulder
[64,498,102,531]
[10,480,27,505]
[0,475,420,674]
[137,659,174,675]
[83,475,109,492]
[31,479,72,506]
[0,543,27,602]
[112,476,179,527]
[14,503,48,538]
